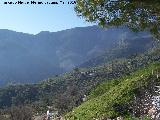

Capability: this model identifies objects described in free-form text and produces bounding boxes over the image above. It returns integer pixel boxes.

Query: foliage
[75,0,160,38]
[65,62,160,119]
[0,44,159,117]
[0,105,33,120]
[9,105,33,120]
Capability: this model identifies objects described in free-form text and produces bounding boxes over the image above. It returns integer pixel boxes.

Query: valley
[0,26,159,120]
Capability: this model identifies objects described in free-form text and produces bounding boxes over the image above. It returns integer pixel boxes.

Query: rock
[117,116,123,120]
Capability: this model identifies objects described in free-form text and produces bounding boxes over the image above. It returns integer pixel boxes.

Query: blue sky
[0,0,94,34]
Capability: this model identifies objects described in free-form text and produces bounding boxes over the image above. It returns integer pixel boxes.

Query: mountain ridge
[0,26,155,86]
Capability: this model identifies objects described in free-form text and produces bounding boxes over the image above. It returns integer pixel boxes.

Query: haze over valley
[0,26,154,86]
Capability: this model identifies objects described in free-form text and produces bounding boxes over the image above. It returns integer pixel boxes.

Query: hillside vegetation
[0,41,159,120]
[0,44,159,115]
[65,62,160,120]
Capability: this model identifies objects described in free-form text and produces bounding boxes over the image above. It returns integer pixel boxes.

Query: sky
[0,0,94,34]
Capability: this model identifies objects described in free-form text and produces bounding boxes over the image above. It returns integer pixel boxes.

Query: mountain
[0,46,159,120]
[79,36,156,68]
[0,37,159,119]
[0,26,155,86]
[0,45,159,111]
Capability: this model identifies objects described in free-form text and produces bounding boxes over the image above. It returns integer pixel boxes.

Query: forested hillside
[0,42,159,119]
[66,62,160,120]
[0,0,159,119]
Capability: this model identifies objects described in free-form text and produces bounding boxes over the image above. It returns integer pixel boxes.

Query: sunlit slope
[65,62,160,120]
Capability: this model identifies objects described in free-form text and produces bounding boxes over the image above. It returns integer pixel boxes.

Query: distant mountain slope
[0,26,155,86]
[0,46,159,113]
[80,36,155,68]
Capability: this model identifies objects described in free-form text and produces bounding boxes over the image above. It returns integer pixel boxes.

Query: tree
[9,105,33,120]
[75,0,160,38]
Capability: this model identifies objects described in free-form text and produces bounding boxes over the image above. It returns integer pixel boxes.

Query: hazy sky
[0,0,94,34]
